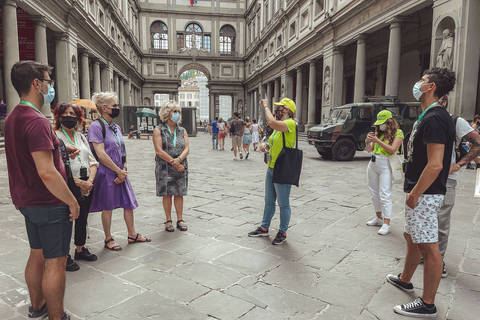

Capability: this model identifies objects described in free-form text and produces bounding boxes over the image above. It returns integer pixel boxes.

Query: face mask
[379,123,387,131]
[106,107,120,119]
[412,81,431,101]
[171,112,180,123]
[60,116,77,129]
[39,83,55,104]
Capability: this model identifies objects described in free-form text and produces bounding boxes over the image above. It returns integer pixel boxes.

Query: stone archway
[177,63,212,81]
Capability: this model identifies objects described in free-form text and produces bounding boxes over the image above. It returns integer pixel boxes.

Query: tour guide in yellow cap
[374,110,392,125]
[247,95,297,245]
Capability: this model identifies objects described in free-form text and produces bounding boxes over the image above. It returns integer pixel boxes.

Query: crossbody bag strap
[281,124,298,149]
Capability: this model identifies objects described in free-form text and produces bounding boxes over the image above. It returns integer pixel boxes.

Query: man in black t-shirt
[385,67,456,318]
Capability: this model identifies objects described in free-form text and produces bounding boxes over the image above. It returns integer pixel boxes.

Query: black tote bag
[272,126,303,187]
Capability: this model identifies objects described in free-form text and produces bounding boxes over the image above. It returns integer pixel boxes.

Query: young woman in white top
[251,119,260,151]
[217,117,226,150]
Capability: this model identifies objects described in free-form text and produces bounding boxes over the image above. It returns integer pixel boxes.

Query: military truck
[307,100,422,161]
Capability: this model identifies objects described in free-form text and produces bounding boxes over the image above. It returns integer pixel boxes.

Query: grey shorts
[20,204,72,259]
[232,135,242,147]
[404,194,444,244]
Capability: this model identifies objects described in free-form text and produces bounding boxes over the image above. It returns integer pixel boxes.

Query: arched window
[150,21,168,52]
[220,25,236,56]
[185,23,203,49]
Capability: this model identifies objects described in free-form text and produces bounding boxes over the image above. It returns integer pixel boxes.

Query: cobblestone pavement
[0,132,479,319]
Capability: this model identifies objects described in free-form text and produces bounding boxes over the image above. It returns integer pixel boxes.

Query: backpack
[90,119,106,161]
[229,120,236,134]
[452,115,468,163]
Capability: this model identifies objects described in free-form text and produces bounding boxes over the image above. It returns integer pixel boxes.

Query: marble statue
[436,29,454,70]
[324,68,330,104]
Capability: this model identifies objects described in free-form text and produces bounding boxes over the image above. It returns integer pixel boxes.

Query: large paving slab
[0,133,479,319]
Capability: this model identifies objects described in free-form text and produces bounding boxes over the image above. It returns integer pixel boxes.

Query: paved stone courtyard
[0,132,479,319]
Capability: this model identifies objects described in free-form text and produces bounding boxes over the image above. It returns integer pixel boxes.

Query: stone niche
[154,62,168,74]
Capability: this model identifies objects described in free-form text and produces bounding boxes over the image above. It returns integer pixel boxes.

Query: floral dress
[155,123,188,196]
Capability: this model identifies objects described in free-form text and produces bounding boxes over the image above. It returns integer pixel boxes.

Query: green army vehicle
[307,101,422,161]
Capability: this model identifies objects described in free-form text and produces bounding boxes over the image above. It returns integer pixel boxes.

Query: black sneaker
[74,247,98,261]
[248,227,269,237]
[28,303,47,318]
[66,255,80,272]
[386,273,414,292]
[466,163,475,170]
[393,297,437,318]
[61,312,71,320]
[272,232,287,245]
[477,163,480,169]
[442,261,448,278]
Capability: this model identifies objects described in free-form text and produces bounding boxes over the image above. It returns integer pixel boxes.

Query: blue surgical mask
[412,81,431,101]
[171,112,180,123]
[39,83,55,104]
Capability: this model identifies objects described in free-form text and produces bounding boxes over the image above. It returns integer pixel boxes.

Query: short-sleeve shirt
[373,129,404,156]
[404,106,454,195]
[268,118,296,169]
[211,120,219,133]
[5,105,67,207]
[231,118,245,136]
[449,116,474,181]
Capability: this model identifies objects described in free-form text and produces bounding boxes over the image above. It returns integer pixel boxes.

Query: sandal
[127,233,151,243]
[164,220,174,232]
[177,220,188,231]
[104,238,122,251]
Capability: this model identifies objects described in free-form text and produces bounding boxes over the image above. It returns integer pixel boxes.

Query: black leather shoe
[74,247,98,261]
[66,255,80,271]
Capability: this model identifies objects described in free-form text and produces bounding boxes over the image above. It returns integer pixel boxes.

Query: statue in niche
[143,97,151,106]
[323,68,330,104]
[436,29,454,70]
[71,57,79,99]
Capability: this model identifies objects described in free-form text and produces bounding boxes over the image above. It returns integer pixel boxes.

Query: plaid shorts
[404,194,444,244]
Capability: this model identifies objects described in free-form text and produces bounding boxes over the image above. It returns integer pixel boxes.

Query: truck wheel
[332,139,356,161]
[318,149,333,160]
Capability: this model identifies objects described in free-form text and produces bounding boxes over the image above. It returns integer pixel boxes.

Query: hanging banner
[0,7,35,61]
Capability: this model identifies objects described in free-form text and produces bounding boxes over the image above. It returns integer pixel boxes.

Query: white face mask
[379,123,387,131]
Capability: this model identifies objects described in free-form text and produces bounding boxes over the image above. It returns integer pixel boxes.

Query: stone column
[124,80,130,105]
[286,73,294,98]
[307,61,316,127]
[385,21,402,97]
[93,60,101,93]
[251,91,255,119]
[55,33,70,103]
[119,78,124,105]
[3,0,20,113]
[332,48,345,108]
[80,52,90,99]
[101,65,110,92]
[296,67,303,123]
[32,16,51,116]
[209,93,215,122]
[266,82,272,110]
[354,36,367,103]
[274,79,280,104]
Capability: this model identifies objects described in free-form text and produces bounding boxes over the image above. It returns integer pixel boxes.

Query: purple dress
[87,120,138,212]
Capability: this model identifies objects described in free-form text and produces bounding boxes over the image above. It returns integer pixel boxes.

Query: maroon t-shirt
[5,105,67,207]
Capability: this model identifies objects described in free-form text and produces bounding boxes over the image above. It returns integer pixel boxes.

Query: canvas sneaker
[248,227,269,237]
[393,297,437,318]
[378,224,391,235]
[28,303,47,318]
[272,232,287,245]
[386,273,414,292]
[61,312,71,320]
[240,152,243,159]
[442,261,448,278]
[233,157,238,161]
[245,152,249,159]
[366,216,383,226]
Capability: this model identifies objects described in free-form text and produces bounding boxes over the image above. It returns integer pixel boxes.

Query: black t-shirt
[404,106,454,195]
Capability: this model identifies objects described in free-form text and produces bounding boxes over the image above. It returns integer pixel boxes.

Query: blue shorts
[20,204,73,259]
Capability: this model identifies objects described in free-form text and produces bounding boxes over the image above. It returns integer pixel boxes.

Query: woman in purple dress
[88,92,150,251]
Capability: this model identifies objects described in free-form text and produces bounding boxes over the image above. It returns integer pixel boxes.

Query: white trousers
[367,154,393,219]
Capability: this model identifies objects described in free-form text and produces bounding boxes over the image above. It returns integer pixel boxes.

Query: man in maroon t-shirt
[5,61,79,320]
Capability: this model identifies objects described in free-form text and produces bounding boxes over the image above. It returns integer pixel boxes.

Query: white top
[56,130,99,178]
[449,117,474,180]
[218,122,225,130]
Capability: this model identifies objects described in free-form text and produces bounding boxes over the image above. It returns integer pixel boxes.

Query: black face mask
[60,116,77,129]
[108,108,120,119]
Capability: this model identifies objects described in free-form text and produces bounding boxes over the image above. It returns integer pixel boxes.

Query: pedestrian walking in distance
[242,117,253,159]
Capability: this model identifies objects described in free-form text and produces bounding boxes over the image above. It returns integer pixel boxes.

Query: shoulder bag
[388,144,404,184]
[272,125,303,187]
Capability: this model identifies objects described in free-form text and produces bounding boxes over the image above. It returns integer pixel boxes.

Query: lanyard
[374,134,384,153]
[166,124,177,147]
[20,100,42,114]
[61,127,78,147]
[100,117,122,148]
[418,101,440,123]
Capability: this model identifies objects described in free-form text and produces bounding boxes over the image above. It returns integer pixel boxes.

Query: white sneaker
[366,216,383,226]
[233,157,238,161]
[378,224,391,235]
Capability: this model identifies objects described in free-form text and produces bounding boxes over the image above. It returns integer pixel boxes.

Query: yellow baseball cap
[374,110,392,125]
[273,98,296,113]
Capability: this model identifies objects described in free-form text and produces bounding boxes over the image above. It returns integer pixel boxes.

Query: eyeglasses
[38,79,55,87]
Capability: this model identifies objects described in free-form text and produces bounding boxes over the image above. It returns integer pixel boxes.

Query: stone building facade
[1,0,479,131]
